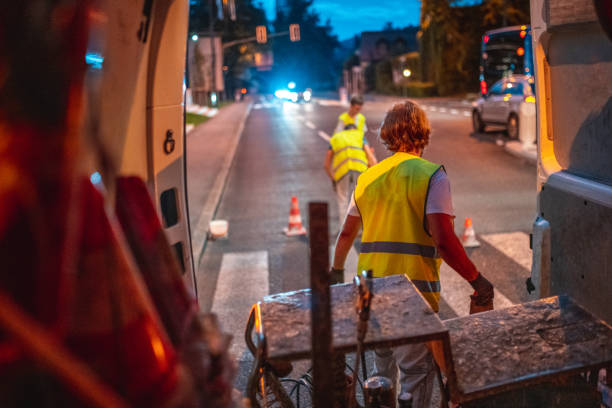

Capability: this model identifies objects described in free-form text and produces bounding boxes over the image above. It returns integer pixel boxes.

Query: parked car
[472,75,536,139]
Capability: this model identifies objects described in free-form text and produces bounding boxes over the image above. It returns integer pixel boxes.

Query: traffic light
[256,25,267,43]
[289,24,300,42]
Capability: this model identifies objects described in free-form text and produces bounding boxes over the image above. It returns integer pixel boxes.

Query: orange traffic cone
[461,217,480,248]
[283,196,307,236]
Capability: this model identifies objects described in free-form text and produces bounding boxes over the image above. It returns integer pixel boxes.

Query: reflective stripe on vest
[355,152,443,311]
[330,129,368,181]
[339,112,366,132]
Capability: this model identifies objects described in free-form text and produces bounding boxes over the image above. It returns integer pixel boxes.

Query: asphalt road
[194,95,538,400]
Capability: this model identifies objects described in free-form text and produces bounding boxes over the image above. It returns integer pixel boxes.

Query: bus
[479,25,534,95]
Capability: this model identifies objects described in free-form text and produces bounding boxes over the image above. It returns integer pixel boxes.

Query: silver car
[472,75,536,139]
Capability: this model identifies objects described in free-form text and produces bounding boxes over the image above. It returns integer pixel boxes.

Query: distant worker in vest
[324,124,377,223]
[330,101,495,407]
[336,95,367,134]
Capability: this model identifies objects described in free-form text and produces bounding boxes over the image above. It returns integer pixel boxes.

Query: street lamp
[402,69,412,78]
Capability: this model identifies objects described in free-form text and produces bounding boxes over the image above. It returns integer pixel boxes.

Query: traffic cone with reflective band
[283,196,307,236]
[461,217,480,248]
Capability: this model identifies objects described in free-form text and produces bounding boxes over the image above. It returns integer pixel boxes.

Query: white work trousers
[373,342,435,408]
[335,170,360,223]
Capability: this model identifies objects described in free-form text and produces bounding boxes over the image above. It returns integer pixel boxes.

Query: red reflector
[480,80,487,95]
[241,88,247,94]
[520,30,526,38]
[484,35,489,43]
[517,47,525,56]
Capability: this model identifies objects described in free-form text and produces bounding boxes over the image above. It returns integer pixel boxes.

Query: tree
[189,0,268,97]
[482,0,530,27]
[273,0,339,90]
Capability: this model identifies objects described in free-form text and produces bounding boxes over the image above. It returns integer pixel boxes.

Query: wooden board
[260,275,448,361]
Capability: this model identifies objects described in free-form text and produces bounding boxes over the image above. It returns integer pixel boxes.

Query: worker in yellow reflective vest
[324,124,377,223]
[335,95,367,134]
[331,101,495,407]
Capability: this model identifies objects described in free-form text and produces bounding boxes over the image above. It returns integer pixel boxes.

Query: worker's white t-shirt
[345,168,454,218]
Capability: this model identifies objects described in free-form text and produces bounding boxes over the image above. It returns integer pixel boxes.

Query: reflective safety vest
[329,129,369,181]
[339,112,366,132]
[355,152,443,311]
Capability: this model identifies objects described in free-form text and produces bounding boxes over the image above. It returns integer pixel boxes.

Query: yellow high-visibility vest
[355,152,443,311]
[339,112,366,132]
[330,129,369,181]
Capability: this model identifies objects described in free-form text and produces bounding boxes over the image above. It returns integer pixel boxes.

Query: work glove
[469,273,494,306]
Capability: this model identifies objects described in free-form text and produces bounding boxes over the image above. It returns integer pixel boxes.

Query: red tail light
[480,80,487,95]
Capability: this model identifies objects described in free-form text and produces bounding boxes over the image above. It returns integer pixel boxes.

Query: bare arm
[335,120,344,134]
[364,145,377,166]
[323,149,334,181]
[332,215,361,269]
[426,213,479,282]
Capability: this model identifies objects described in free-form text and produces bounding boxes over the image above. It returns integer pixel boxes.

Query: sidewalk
[186,98,252,264]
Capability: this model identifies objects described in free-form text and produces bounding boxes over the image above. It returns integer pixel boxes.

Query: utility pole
[208,0,217,105]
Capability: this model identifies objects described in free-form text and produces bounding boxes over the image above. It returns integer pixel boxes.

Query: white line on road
[480,232,532,271]
[450,109,459,115]
[440,262,514,317]
[212,251,268,361]
[430,106,438,112]
[317,130,331,141]
[439,107,448,113]
[253,104,262,109]
[305,120,316,129]
[463,111,471,117]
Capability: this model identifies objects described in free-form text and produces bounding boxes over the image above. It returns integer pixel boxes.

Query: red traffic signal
[289,24,300,42]
[256,25,267,43]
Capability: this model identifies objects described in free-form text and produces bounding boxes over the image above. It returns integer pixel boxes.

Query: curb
[191,102,253,266]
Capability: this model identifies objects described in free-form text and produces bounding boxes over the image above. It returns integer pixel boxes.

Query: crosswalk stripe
[463,111,471,117]
[212,251,268,361]
[440,262,514,317]
[439,107,447,113]
[253,103,262,109]
[480,232,532,271]
[450,109,459,114]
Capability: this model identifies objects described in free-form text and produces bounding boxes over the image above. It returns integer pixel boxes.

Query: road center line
[317,130,331,141]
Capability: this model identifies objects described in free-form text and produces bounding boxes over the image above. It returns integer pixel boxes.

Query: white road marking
[253,103,262,109]
[317,130,331,141]
[305,120,316,129]
[450,109,459,115]
[440,262,514,317]
[480,232,532,271]
[185,124,195,134]
[439,107,448,113]
[430,106,438,112]
[212,251,268,361]
[463,111,471,117]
